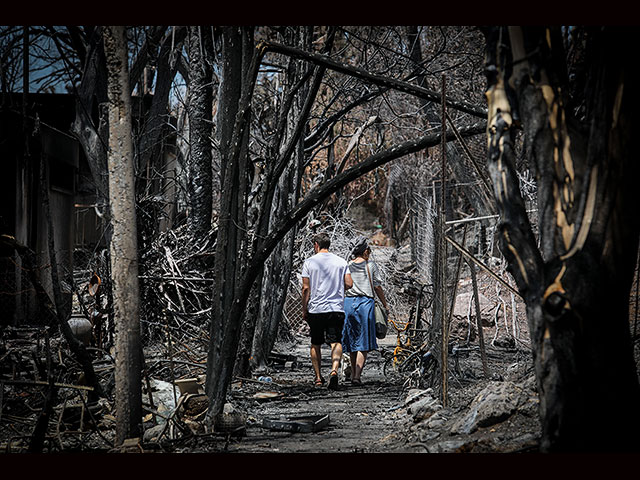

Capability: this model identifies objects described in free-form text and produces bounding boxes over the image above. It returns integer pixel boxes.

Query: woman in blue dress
[342,236,389,385]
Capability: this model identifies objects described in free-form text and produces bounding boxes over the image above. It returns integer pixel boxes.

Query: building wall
[0,104,78,326]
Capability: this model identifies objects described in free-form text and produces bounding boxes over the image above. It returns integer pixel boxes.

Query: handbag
[365,261,388,339]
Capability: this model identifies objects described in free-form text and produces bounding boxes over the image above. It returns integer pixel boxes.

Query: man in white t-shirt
[301,232,352,390]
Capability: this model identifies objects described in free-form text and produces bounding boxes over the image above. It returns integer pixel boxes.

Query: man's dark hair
[312,232,331,250]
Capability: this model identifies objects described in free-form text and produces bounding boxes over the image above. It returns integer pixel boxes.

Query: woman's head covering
[351,235,369,257]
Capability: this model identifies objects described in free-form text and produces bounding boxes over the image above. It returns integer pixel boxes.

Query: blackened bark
[206,26,258,426]
[251,148,303,370]
[234,275,263,376]
[484,26,640,452]
[186,26,214,241]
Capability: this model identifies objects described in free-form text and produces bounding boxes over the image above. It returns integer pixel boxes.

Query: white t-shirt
[301,252,351,313]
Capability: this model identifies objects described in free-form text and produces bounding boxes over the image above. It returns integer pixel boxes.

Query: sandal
[328,370,339,390]
[351,378,363,386]
[314,377,325,387]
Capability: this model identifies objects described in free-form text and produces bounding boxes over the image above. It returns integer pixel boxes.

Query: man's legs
[310,344,323,383]
[329,342,343,375]
[327,342,342,390]
[326,312,345,390]
[308,312,344,389]
[308,313,325,384]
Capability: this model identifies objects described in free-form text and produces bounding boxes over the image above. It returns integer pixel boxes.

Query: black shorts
[307,311,345,345]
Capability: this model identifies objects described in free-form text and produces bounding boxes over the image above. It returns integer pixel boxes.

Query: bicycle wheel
[388,349,438,390]
[383,350,412,383]
[400,353,424,389]
[419,351,438,389]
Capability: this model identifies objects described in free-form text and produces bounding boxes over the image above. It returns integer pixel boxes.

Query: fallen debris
[262,414,330,433]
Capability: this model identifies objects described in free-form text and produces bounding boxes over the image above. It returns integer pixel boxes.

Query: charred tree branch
[261,41,487,119]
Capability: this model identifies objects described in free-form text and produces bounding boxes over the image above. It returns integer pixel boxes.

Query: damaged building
[0,92,179,328]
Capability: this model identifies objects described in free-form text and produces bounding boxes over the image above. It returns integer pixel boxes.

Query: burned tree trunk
[251,160,302,368]
[484,26,640,452]
[103,25,142,446]
[206,26,257,427]
[250,142,304,372]
[186,26,214,242]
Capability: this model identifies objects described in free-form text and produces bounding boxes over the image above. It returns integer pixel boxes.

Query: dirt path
[173,333,541,454]
[173,335,409,453]
[161,239,542,453]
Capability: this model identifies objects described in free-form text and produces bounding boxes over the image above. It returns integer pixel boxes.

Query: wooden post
[447,224,468,331]
[440,74,448,407]
[468,257,489,377]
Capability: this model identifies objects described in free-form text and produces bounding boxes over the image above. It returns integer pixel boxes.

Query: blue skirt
[342,296,378,353]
